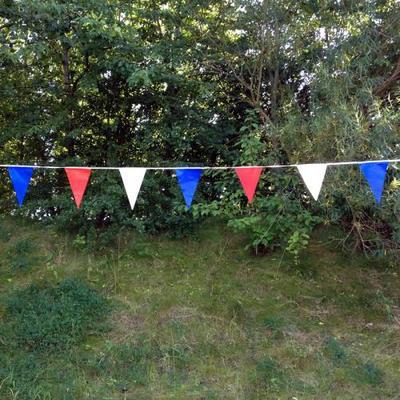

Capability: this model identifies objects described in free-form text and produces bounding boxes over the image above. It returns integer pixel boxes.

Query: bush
[2,278,109,351]
[193,112,321,260]
[16,169,199,246]
[227,195,318,259]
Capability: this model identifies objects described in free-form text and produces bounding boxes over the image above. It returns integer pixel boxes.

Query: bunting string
[0,158,400,170]
[2,158,399,209]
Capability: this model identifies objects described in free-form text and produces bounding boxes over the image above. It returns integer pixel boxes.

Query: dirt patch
[283,328,321,346]
[157,306,200,326]
[108,310,146,343]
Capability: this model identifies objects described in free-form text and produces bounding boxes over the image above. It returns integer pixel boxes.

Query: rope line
[0,158,399,170]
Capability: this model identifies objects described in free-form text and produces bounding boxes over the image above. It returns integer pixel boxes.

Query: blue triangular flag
[175,169,203,208]
[7,167,34,207]
[360,162,389,204]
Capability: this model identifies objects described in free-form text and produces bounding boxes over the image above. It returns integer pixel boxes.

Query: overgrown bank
[0,217,399,399]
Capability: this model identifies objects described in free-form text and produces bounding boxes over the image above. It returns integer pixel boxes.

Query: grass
[0,216,399,399]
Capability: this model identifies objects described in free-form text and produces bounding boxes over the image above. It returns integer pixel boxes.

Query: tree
[0,0,399,260]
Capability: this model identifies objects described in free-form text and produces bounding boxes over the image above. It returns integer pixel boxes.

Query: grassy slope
[0,217,399,399]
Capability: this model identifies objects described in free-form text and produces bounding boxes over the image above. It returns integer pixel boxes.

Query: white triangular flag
[297,163,327,201]
[119,168,147,209]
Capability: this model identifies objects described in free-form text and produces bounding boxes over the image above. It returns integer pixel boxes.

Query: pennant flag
[360,162,389,204]
[235,167,263,203]
[297,163,328,201]
[175,169,203,208]
[119,168,146,209]
[7,167,34,207]
[65,168,92,208]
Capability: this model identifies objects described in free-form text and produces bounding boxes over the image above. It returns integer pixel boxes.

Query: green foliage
[323,336,384,388]
[262,315,285,332]
[0,220,397,398]
[356,361,384,386]
[93,342,154,388]
[227,196,318,259]
[17,170,198,245]
[195,112,321,260]
[89,340,192,392]
[7,238,37,270]
[72,233,87,251]
[0,351,95,400]
[0,223,11,242]
[286,230,311,265]
[2,278,109,351]
[374,289,396,322]
[0,0,399,255]
[255,357,287,390]
[324,336,348,367]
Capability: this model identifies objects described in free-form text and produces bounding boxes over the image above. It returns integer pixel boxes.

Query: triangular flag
[65,168,92,208]
[7,167,34,207]
[235,167,263,203]
[297,163,327,201]
[360,162,389,204]
[175,169,203,208]
[119,168,146,209]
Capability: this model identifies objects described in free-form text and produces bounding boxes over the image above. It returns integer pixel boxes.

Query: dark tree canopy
[0,0,399,258]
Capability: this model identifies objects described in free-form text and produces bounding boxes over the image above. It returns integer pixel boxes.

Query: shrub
[227,195,318,258]
[3,278,109,351]
[15,169,199,245]
[192,111,321,260]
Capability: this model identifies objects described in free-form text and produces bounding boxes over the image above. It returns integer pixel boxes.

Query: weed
[263,315,285,331]
[95,342,154,388]
[324,336,348,366]
[255,357,287,390]
[2,278,110,351]
[0,220,398,399]
[228,298,247,322]
[354,361,384,386]
[72,234,87,251]
[8,239,37,270]
[0,224,11,242]
[0,352,85,400]
[374,290,395,322]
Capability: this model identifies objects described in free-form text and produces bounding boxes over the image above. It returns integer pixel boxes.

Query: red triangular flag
[235,167,263,203]
[65,168,92,208]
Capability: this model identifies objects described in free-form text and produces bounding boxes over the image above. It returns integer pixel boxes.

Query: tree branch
[373,56,400,98]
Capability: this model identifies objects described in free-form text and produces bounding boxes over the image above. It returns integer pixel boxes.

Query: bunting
[235,167,263,203]
[360,162,389,204]
[297,164,328,201]
[120,168,146,209]
[7,167,34,207]
[0,159,398,211]
[175,169,203,208]
[65,168,92,208]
